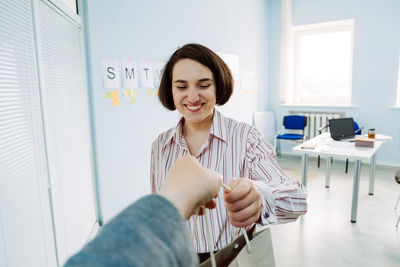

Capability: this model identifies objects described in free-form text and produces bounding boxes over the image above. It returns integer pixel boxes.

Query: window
[61,0,78,14]
[38,0,97,263]
[1,0,96,265]
[283,20,354,106]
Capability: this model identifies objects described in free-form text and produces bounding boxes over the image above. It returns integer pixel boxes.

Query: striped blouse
[150,109,307,253]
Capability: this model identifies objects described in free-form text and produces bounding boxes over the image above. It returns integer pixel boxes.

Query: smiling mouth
[185,104,204,112]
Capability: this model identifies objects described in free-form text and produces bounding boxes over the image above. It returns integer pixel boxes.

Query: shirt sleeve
[246,127,308,224]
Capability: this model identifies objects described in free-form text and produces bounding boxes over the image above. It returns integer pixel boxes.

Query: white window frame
[280,1,355,106]
[46,0,81,24]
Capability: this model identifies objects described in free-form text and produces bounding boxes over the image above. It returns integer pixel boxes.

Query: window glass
[62,0,77,14]
[284,20,354,106]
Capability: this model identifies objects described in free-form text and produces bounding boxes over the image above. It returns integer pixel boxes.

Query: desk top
[293,133,383,161]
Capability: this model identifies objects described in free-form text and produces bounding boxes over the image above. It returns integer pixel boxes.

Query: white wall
[83,0,269,222]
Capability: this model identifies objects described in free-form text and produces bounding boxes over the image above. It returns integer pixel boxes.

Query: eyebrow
[173,80,187,83]
[199,78,213,82]
[173,78,213,83]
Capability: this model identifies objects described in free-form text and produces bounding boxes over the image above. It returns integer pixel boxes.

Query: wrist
[158,190,193,219]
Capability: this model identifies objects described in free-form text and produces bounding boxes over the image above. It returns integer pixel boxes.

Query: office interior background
[1,0,400,266]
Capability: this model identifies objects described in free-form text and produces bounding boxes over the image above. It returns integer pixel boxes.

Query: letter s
[107,67,115,79]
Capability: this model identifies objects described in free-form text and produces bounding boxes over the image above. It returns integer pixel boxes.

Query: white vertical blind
[36,0,96,264]
[0,0,57,266]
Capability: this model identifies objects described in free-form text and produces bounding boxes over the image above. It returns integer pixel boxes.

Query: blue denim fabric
[65,195,198,267]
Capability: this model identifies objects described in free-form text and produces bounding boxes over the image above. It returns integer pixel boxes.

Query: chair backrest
[354,121,361,135]
[253,111,276,144]
[395,170,400,184]
[283,115,307,130]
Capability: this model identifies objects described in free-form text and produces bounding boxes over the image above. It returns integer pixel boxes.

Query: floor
[270,154,400,267]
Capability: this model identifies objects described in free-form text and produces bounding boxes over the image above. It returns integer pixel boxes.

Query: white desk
[293,133,383,223]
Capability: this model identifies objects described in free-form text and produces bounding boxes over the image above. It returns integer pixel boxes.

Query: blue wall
[83,0,269,222]
[268,0,400,166]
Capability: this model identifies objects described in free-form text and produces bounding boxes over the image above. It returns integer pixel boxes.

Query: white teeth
[187,105,201,110]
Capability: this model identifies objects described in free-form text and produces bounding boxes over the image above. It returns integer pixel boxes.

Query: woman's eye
[199,84,211,89]
[176,86,187,89]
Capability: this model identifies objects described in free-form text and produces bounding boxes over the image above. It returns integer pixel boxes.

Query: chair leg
[396,214,400,228]
[276,139,281,157]
[345,159,349,173]
[395,194,400,210]
[318,155,320,168]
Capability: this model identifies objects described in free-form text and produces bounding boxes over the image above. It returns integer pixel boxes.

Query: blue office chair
[275,115,307,156]
[345,121,363,173]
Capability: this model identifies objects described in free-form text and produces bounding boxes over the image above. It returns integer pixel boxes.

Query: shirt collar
[209,109,228,142]
[162,118,184,149]
[162,108,228,149]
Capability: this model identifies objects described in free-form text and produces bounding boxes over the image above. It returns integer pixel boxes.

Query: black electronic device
[329,118,355,141]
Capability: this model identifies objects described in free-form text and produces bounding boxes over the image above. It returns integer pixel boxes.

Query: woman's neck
[182,111,214,138]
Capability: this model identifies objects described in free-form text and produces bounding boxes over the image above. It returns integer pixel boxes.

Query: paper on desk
[319,141,355,154]
[329,141,354,147]
[301,143,317,149]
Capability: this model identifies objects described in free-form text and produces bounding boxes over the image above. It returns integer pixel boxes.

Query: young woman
[151,43,307,262]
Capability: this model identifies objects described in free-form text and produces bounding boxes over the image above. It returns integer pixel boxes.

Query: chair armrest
[317,125,329,134]
[355,127,364,135]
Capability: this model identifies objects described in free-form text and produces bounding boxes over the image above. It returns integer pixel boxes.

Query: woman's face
[172,59,216,125]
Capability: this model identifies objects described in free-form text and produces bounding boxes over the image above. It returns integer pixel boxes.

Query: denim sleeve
[64,195,198,267]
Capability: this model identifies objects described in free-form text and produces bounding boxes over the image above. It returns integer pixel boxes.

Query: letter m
[125,67,135,79]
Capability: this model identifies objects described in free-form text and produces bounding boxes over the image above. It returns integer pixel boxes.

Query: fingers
[224,179,252,203]
[193,200,217,217]
[229,202,261,227]
[205,200,217,209]
[161,155,222,219]
[198,170,222,207]
[224,188,259,212]
[223,179,262,227]
[198,207,204,216]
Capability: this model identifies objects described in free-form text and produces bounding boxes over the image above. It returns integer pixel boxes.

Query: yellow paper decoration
[112,98,119,106]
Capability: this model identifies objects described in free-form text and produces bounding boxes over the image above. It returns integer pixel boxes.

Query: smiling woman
[171,59,217,132]
[151,43,308,263]
[158,43,233,111]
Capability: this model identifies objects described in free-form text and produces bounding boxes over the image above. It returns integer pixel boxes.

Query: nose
[187,87,200,103]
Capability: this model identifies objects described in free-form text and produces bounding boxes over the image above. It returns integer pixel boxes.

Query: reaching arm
[246,128,307,224]
[66,155,222,267]
[65,195,197,267]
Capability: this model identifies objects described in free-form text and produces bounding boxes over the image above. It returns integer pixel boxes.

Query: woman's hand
[224,178,262,227]
[158,155,222,219]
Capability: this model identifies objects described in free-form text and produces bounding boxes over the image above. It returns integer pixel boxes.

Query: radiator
[289,111,345,139]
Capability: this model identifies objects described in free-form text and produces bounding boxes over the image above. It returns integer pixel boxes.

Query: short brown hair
[158,43,233,110]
